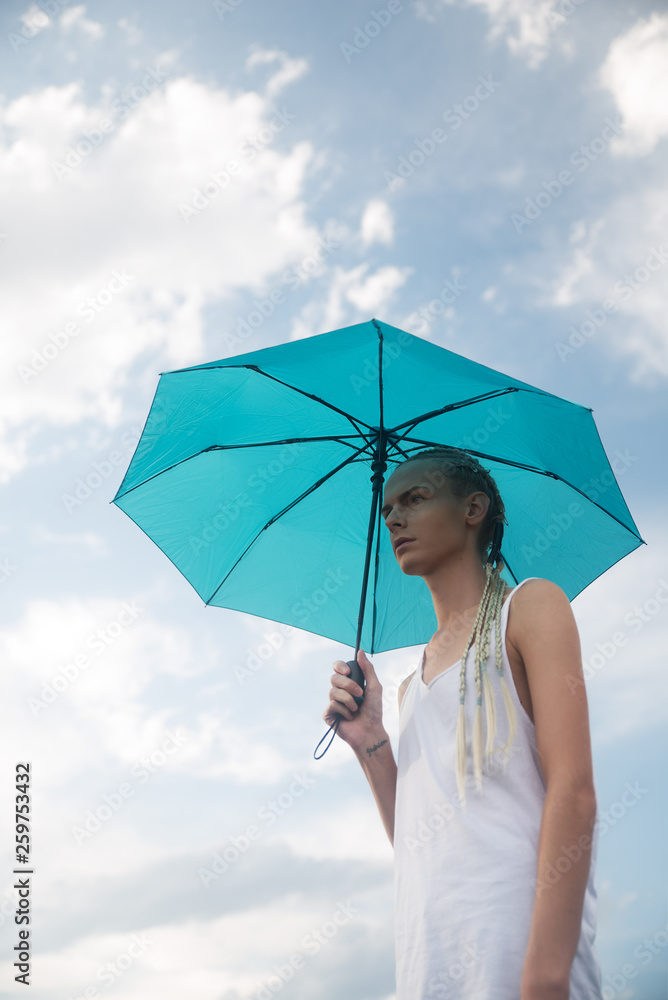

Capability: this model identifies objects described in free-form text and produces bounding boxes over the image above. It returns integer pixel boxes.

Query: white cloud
[0,595,194,780]
[428,0,561,67]
[174,710,299,785]
[117,16,142,46]
[290,263,412,341]
[59,4,106,40]
[0,67,322,482]
[571,516,668,745]
[28,524,109,555]
[359,199,394,247]
[0,591,322,793]
[345,264,410,311]
[551,218,605,307]
[27,884,387,999]
[281,796,394,864]
[245,48,310,99]
[20,4,51,35]
[599,12,668,158]
[548,190,668,379]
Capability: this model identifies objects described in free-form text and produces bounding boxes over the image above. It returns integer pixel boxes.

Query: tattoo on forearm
[366,739,388,757]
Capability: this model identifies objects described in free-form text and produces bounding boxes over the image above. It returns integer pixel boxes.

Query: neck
[422,553,490,633]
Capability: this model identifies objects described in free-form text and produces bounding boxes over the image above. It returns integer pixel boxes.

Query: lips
[393,537,415,554]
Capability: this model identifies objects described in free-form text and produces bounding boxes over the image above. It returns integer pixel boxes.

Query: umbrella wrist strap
[313,717,341,759]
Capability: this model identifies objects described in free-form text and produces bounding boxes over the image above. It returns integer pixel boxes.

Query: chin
[396,556,423,577]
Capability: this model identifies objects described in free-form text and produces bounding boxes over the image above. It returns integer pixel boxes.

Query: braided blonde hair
[399,447,516,804]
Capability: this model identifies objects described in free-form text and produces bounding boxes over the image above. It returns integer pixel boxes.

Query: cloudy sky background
[1,0,668,997]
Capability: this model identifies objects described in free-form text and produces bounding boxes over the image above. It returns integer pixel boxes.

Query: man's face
[381,459,477,576]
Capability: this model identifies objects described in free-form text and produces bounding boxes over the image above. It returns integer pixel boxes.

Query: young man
[323,447,602,1000]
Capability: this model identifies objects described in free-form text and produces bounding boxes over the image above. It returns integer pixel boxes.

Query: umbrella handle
[346,659,365,705]
[313,656,366,759]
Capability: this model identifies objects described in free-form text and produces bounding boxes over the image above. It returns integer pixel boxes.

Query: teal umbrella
[112,318,644,722]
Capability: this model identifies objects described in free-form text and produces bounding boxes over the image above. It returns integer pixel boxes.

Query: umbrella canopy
[112,318,644,655]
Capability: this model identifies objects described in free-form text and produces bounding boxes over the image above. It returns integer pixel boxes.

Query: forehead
[383,460,447,501]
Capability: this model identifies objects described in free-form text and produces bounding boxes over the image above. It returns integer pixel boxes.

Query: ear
[465,491,490,526]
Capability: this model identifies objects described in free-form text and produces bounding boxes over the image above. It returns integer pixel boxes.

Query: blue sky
[1,0,668,997]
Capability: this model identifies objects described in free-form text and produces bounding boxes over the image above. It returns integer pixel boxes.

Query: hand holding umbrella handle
[346,658,365,705]
[313,655,367,759]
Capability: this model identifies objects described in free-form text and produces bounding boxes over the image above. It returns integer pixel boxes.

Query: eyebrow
[380,484,426,517]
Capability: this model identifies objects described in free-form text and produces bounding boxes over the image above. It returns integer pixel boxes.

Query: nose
[384,506,405,528]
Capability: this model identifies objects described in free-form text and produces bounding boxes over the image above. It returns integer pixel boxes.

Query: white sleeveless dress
[394,578,603,999]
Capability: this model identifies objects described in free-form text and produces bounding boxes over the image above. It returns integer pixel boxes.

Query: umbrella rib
[387,439,644,541]
[113,435,368,499]
[453,452,643,539]
[202,435,366,452]
[388,387,521,437]
[187,363,377,441]
[204,443,373,606]
[244,364,376,440]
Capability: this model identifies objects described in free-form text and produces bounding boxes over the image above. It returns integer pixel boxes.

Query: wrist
[353,730,391,762]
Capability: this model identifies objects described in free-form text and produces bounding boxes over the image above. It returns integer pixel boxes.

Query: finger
[324,699,354,723]
[329,685,360,714]
[330,672,364,698]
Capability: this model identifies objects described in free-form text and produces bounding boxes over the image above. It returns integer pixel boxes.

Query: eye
[382,492,425,520]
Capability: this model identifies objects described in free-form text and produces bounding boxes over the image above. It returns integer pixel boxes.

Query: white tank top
[394,578,602,999]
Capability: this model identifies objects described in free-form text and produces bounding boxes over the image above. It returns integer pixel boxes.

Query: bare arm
[323,650,397,844]
[508,580,598,1000]
[353,736,397,846]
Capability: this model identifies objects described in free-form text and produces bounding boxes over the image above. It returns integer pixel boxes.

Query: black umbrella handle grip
[313,658,365,759]
[346,659,365,706]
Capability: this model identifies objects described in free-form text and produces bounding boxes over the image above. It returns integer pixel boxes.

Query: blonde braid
[457,565,490,801]
[490,579,518,771]
[480,569,504,757]
[456,564,509,803]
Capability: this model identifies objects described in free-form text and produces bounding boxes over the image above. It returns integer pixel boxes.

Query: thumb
[357,649,378,684]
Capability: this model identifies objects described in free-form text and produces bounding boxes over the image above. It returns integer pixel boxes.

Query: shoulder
[508,577,571,615]
[398,670,416,710]
[506,578,576,651]
[509,577,571,606]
